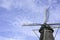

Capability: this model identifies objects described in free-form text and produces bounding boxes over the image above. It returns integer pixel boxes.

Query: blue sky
[0,0,60,40]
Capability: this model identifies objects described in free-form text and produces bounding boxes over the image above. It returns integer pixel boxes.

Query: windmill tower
[39,23,54,40]
[22,7,60,40]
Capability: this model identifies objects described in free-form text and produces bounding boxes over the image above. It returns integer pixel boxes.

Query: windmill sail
[44,8,49,23]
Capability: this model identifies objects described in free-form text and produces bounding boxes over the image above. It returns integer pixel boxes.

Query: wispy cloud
[0,0,60,40]
[0,36,26,40]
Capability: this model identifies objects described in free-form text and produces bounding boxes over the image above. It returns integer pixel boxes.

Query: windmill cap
[39,25,54,33]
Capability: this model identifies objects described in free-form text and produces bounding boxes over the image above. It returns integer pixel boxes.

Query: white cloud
[0,36,26,40]
[0,0,12,10]
[0,0,45,12]
[0,36,16,40]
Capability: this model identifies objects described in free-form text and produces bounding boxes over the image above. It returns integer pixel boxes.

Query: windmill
[22,7,60,40]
